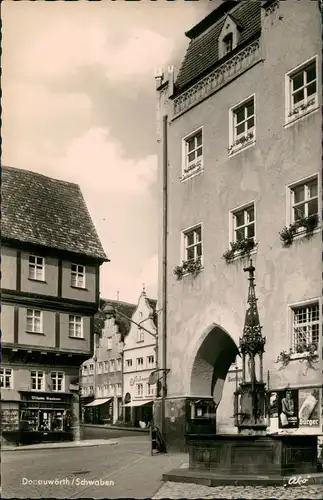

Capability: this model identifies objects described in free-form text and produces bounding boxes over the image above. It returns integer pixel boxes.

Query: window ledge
[229,245,258,263]
[26,331,45,335]
[289,351,318,361]
[180,266,204,279]
[28,278,47,283]
[228,138,255,157]
[284,104,319,128]
[291,226,321,242]
[70,286,88,291]
[68,335,85,340]
[180,167,204,183]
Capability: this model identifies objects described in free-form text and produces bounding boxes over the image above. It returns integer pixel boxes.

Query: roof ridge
[2,165,79,188]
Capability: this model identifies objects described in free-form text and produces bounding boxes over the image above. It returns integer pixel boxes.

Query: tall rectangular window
[31,371,44,391]
[182,128,203,179]
[147,355,155,368]
[28,255,45,281]
[183,225,202,262]
[229,96,255,155]
[0,368,13,389]
[232,203,255,242]
[68,315,83,338]
[136,357,144,369]
[136,383,143,397]
[290,177,318,223]
[292,302,319,352]
[51,372,64,392]
[26,309,42,333]
[286,57,317,122]
[110,360,115,372]
[137,328,144,343]
[71,264,85,288]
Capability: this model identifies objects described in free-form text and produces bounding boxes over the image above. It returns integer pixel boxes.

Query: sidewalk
[2,438,118,452]
[82,423,149,433]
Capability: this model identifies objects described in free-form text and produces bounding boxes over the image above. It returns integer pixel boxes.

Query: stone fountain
[163,261,318,486]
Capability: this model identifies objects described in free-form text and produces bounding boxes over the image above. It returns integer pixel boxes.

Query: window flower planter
[288,98,316,117]
[276,343,318,374]
[279,214,319,247]
[228,131,254,154]
[222,238,255,264]
[173,257,202,280]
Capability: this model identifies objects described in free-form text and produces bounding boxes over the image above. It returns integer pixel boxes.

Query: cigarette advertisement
[269,387,321,431]
[298,388,320,427]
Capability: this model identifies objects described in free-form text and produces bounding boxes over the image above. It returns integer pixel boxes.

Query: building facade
[80,299,136,424]
[155,0,322,451]
[123,290,157,427]
[1,166,108,444]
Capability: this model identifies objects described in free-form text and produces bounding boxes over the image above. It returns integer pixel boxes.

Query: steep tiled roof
[175,0,261,93]
[2,166,108,261]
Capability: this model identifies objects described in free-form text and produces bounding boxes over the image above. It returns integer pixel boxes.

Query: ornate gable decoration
[218,15,241,60]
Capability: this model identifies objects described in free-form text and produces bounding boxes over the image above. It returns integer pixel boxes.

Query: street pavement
[2,433,186,499]
[2,426,323,499]
[153,482,323,499]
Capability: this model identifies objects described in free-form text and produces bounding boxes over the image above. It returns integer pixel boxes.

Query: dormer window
[223,33,233,55]
[218,15,241,60]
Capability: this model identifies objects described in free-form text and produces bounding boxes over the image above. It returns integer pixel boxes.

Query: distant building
[123,289,157,427]
[155,0,321,451]
[1,166,108,444]
[80,299,136,424]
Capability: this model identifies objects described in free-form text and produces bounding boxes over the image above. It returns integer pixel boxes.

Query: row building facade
[1,166,108,444]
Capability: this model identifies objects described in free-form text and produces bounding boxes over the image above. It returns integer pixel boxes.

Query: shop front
[16,391,73,444]
[84,398,112,424]
[123,400,153,427]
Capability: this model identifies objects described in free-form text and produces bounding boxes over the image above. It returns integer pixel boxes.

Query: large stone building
[80,299,136,424]
[1,166,108,444]
[155,0,322,451]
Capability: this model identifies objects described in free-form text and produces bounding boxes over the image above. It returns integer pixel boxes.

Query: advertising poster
[298,388,320,427]
[277,389,298,429]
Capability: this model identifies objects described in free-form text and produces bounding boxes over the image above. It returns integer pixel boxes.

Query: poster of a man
[278,389,298,428]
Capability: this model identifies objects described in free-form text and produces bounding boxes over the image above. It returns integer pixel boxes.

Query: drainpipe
[161,114,168,437]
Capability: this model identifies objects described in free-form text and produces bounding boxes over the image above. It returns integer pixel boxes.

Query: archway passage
[190,324,239,405]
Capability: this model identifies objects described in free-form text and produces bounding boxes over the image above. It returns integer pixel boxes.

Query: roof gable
[2,166,108,261]
[175,0,261,93]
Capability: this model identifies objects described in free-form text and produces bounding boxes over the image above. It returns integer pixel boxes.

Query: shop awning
[84,398,112,407]
[122,400,153,408]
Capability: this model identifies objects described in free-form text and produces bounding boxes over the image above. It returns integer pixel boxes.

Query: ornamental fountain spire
[234,260,268,435]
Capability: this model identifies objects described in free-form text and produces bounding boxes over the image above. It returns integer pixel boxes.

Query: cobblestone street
[153,482,323,499]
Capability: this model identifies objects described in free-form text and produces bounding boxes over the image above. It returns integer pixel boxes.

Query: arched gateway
[189,324,240,404]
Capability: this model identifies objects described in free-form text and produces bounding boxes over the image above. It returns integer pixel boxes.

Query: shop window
[71,264,86,288]
[28,255,45,281]
[50,372,64,392]
[0,368,13,389]
[31,371,44,391]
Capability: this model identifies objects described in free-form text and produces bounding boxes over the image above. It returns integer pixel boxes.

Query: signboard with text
[269,387,321,431]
